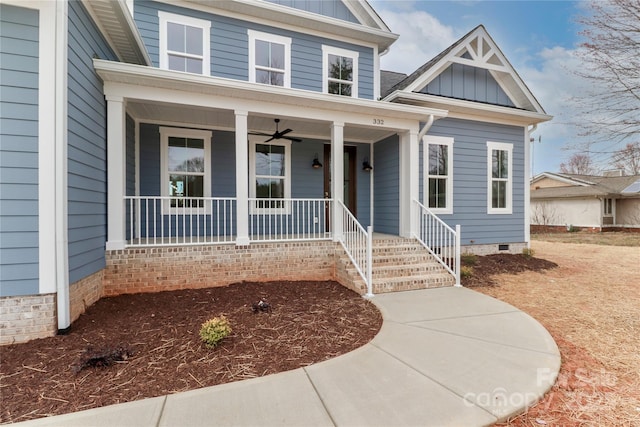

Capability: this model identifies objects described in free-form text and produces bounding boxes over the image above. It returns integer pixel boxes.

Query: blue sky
[372,0,596,175]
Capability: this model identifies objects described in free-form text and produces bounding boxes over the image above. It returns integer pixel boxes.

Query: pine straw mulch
[0,281,382,424]
[475,241,640,427]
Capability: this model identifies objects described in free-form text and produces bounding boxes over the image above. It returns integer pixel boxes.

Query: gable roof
[383,25,550,123]
[380,70,407,99]
[531,173,640,199]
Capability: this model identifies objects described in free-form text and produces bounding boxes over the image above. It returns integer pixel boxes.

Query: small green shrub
[522,247,536,258]
[566,224,578,233]
[460,265,474,279]
[199,316,232,348]
[461,253,478,266]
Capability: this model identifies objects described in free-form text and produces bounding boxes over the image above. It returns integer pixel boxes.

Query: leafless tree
[570,0,640,149]
[560,153,597,175]
[611,142,640,175]
[531,201,562,226]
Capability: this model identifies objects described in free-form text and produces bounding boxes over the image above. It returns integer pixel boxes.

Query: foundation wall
[103,241,338,296]
[0,294,57,345]
[69,270,104,323]
[461,242,528,256]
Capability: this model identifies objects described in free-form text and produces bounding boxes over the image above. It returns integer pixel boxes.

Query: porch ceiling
[127,101,396,143]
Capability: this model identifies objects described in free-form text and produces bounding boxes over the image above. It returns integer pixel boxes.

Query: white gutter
[418,114,435,140]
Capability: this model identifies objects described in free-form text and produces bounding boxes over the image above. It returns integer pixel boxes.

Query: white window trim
[249,136,292,214]
[158,11,211,75]
[487,141,513,214]
[248,30,291,88]
[160,126,212,214]
[603,198,614,217]
[322,45,359,98]
[423,135,454,214]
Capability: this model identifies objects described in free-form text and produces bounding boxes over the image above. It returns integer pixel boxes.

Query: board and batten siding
[421,117,525,245]
[66,1,117,284]
[133,1,374,99]
[265,0,358,23]
[420,63,515,107]
[0,4,40,297]
[373,134,399,235]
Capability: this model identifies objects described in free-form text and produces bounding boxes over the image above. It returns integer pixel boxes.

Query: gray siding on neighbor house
[265,0,359,23]
[420,63,515,107]
[373,134,399,235]
[133,1,374,99]
[421,118,525,245]
[0,4,39,297]
[67,1,117,284]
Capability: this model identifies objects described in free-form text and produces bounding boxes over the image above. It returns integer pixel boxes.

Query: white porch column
[106,96,126,250]
[399,129,419,238]
[331,122,344,241]
[235,110,250,245]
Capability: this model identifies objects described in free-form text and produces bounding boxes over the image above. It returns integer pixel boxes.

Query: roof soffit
[395,26,546,114]
[184,0,398,50]
[81,0,150,65]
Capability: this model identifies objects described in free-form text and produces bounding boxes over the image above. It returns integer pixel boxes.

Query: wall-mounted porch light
[312,153,323,169]
[362,158,373,172]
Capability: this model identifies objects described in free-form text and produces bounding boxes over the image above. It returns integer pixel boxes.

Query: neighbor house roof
[531,173,640,199]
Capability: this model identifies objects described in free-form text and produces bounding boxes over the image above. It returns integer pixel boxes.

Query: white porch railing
[248,198,332,242]
[413,200,461,286]
[125,196,236,246]
[338,201,373,296]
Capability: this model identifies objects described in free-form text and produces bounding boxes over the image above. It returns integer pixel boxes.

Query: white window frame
[249,137,292,214]
[603,198,614,216]
[322,45,359,98]
[487,141,513,214]
[423,135,454,214]
[158,11,211,75]
[160,127,212,214]
[248,30,291,88]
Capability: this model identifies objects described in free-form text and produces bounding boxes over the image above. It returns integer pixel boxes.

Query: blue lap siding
[373,135,400,235]
[133,1,374,99]
[0,4,39,296]
[422,118,525,245]
[67,1,117,284]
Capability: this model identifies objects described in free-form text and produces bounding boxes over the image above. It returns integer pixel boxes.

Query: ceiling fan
[249,118,302,143]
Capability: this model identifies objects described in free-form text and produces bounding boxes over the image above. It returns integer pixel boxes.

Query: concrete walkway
[15,287,560,427]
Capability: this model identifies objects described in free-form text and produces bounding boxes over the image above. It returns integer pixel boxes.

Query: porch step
[337,236,456,294]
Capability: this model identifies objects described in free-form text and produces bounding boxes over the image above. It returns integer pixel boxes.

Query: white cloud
[375,7,460,74]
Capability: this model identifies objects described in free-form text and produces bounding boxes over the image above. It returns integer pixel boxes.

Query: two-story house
[0,0,551,344]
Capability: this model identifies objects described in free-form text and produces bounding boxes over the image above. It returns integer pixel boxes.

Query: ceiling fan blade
[285,136,303,142]
[264,136,275,143]
[279,128,293,136]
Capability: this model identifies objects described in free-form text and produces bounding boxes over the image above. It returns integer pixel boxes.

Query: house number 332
[372,118,384,125]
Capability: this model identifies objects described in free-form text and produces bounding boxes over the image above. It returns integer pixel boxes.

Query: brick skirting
[103,241,339,296]
[69,270,104,323]
[0,294,57,345]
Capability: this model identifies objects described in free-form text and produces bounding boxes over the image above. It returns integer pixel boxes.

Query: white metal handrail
[338,201,373,296]
[248,198,332,242]
[125,196,236,246]
[413,200,461,286]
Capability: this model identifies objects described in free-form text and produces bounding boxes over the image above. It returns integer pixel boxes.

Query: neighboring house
[530,172,640,231]
[0,0,550,344]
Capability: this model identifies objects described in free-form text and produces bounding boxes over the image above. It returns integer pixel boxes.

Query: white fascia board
[341,0,391,32]
[532,172,592,187]
[176,0,398,51]
[93,60,447,125]
[385,91,552,126]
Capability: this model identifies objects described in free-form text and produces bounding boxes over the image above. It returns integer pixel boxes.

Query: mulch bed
[0,281,382,424]
[462,253,558,287]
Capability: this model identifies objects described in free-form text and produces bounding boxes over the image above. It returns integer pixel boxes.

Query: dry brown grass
[477,240,640,426]
[534,231,640,247]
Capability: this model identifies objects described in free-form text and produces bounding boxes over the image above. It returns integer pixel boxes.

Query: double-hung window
[249,138,291,213]
[322,46,358,97]
[604,198,613,216]
[158,12,210,75]
[487,141,513,214]
[160,127,212,212]
[248,30,291,87]
[423,136,453,213]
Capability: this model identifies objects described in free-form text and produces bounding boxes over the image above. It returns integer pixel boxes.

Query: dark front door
[324,144,357,219]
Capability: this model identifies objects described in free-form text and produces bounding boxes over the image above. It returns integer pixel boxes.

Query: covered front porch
[96,60,460,292]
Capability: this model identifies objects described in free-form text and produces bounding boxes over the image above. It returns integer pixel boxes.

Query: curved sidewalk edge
[12,287,560,427]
